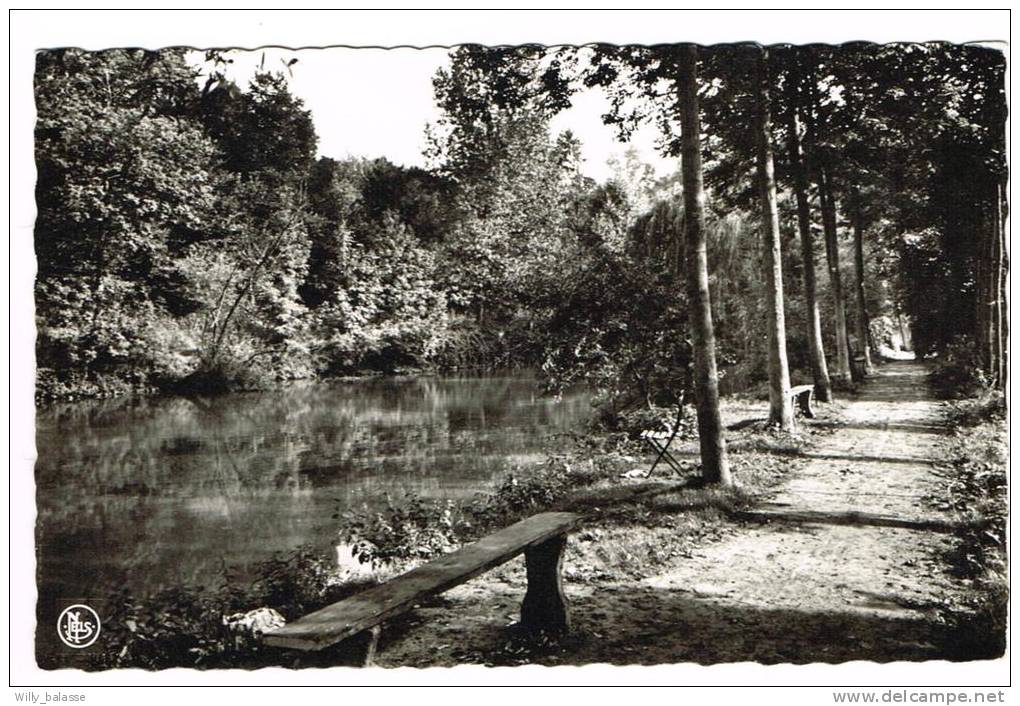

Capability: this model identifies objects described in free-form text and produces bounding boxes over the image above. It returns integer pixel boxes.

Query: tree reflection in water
[35,373,590,605]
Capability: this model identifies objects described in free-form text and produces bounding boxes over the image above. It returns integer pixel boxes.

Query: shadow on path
[806,421,945,435]
[375,580,1001,667]
[557,587,998,666]
[734,505,968,534]
[792,452,935,466]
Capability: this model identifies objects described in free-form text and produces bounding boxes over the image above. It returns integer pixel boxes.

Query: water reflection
[35,374,590,605]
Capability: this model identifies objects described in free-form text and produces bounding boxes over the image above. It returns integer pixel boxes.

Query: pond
[34,373,591,619]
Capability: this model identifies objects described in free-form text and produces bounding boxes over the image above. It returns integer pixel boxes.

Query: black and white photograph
[9,8,1010,694]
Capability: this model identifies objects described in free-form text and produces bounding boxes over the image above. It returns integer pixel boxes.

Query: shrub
[337,453,623,568]
[424,316,503,370]
[869,315,898,351]
[92,545,350,670]
[944,391,1006,427]
[172,351,276,395]
[932,406,1008,660]
[534,246,691,420]
[337,494,469,568]
[469,471,568,526]
[928,336,989,398]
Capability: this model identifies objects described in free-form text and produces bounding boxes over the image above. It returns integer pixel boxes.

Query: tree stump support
[520,534,570,635]
[363,625,382,667]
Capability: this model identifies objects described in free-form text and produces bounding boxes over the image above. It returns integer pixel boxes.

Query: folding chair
[640,403,687,477]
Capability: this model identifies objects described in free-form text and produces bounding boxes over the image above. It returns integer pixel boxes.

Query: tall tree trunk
[990,179,1008,390]
[983,189,996,379]
[851,186,874,374]
[802,54,852,383]
[784,59,833,402]
[754,49,794,430]
[975,204,988,366]
[819,167,853,382]
[678,45,730,486]
[997,179,1008,391]
[894,300,911,351]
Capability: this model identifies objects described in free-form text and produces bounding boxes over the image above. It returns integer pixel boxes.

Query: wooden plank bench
[263,511,581,663]
[789,384,816,419]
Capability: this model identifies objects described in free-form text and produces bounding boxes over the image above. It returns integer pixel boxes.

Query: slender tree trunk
[819,167,853,382]
[894,301,911,351]
[975,205,988,365]
[851,186,874,374]
[989,179,1008,390]
[997,179,1008,391]
[801,54,851,382]
[754,49,794,430]
[784,61,833,402]
[208,208,303,364]
[984,190,996,379]
[678,45,730,486]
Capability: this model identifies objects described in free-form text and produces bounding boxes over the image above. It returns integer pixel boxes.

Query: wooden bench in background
[263,511,581,665]
[789,384,816,419]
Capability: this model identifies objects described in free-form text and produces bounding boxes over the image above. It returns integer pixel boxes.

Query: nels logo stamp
[57,604,101,649]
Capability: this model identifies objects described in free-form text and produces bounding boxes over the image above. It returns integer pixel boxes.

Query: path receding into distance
[376,360,979,666]
[567,360,972,665]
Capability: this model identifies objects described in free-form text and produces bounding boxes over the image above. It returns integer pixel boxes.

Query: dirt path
[375,361,975,667]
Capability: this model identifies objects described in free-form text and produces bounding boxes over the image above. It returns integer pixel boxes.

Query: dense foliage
[35,43,1006,407]
[929,394,1007,659]
[33,47,671,403]
[35,50,453,400]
